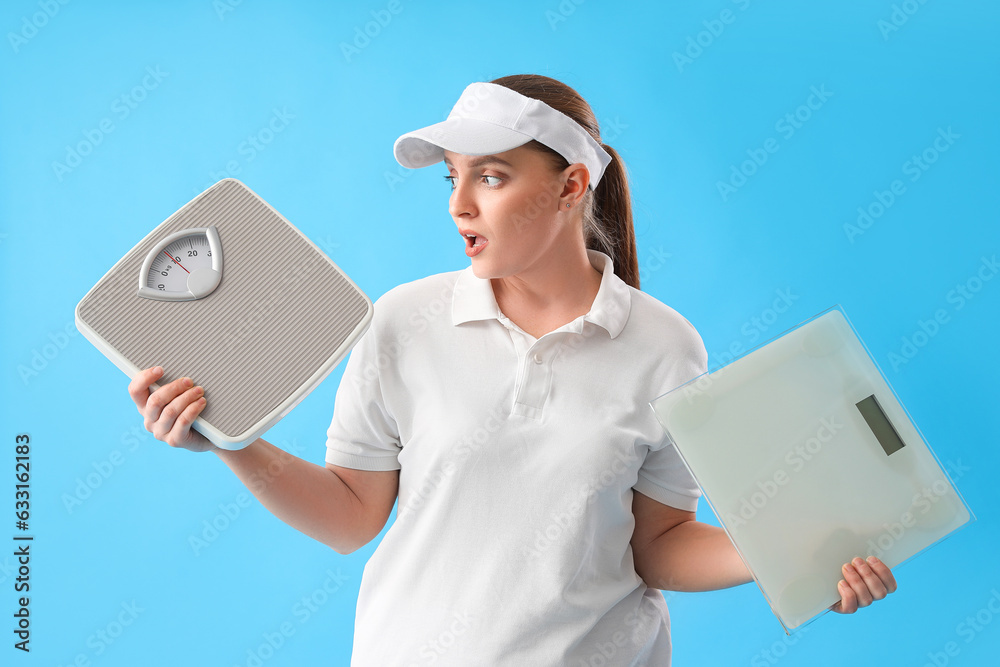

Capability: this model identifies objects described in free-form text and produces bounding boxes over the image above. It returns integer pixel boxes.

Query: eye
[443,174,503,190]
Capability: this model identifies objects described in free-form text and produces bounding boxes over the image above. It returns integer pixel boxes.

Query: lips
[460,229,488,257]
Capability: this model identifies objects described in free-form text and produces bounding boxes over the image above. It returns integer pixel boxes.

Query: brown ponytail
[488,74,640,289]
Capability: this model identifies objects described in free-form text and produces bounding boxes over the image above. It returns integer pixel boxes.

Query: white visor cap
[393,82,613,191]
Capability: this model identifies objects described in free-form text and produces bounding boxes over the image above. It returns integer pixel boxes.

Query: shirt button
[532,353,543,364]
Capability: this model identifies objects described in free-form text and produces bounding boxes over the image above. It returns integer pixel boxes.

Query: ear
[559,163,590,206]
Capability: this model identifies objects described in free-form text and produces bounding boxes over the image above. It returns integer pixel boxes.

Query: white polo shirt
[325,249,707,666]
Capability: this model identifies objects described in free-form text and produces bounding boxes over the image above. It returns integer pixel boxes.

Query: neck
[491,243,603,337]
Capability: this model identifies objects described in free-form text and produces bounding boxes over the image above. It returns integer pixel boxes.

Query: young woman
[128,74,896,665]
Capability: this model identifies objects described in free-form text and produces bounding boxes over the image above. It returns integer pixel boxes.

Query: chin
[469,258,506,281]
[470,262,494,280]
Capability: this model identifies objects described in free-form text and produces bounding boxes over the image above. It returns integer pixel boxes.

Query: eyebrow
[442,155,514,169]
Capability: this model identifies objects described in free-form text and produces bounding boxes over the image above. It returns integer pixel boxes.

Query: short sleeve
[632,318,708,512]
[324,319,402,471]
[633,432,701,512]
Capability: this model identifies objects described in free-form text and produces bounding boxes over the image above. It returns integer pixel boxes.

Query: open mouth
[462,231,489,257]
[465,233,487,248]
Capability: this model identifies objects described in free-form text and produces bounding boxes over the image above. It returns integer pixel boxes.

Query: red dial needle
[163,250,190,274]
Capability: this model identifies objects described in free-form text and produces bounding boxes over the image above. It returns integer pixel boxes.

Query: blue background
[2,1,997,665]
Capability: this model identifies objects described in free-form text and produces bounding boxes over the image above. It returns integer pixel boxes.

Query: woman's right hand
[128,366,216,453]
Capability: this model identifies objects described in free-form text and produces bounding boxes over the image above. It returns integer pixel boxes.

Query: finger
[164,393,207,448]
[151,386,204,441]
[128,366,163,410]
[832,579,858,614]
[144,377,197,431]
[852,557,889,601]
[866,556,898,595]
[842,560,876,608]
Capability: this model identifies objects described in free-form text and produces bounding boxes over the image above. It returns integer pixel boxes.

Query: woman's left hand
[830,556,898,614]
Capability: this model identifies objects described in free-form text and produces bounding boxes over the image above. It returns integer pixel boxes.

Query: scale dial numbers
[137,226,224,301]
[149,235,212,292]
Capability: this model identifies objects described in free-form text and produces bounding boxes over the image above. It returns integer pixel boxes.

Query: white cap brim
[391,82,612,190]
[393,117,534,169]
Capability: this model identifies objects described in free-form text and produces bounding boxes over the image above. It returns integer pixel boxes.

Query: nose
[448,175,477,220]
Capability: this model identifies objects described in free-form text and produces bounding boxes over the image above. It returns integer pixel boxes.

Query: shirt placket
[498,314,566,420]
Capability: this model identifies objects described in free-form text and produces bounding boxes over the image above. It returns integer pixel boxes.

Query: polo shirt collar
[450,249,631,339]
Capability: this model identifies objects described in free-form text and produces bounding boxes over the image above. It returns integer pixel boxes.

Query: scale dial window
[137,226,223,301]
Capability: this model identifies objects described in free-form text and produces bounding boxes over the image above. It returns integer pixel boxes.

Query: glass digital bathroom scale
[75,179,373,450]
[650,306,973,632]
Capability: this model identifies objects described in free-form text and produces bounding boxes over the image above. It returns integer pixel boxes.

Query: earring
[566,203,571,208]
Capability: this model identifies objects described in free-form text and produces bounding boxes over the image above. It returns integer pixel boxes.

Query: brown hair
[489,74,640,289]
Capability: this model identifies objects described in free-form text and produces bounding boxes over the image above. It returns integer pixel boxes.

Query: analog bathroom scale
[75,178,373,450]
[650,306,973,632]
